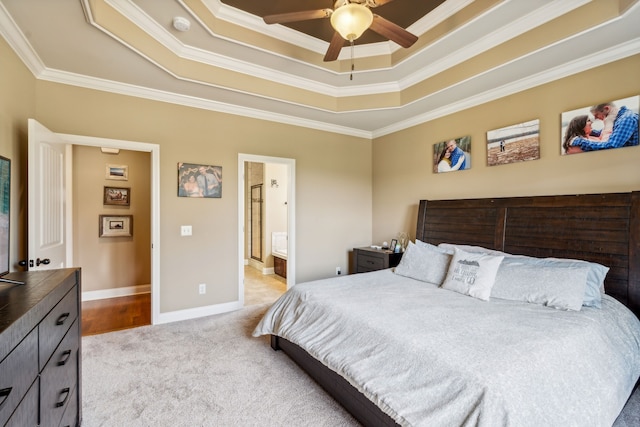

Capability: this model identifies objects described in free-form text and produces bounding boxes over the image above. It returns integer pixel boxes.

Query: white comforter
[253,269,640,427]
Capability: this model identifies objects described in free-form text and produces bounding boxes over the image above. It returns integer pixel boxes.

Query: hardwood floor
[81,293,151,336]
[81,266,286,336]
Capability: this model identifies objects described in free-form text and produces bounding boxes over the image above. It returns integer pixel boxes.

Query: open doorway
[238,154,295,306]
[57,132,160,325]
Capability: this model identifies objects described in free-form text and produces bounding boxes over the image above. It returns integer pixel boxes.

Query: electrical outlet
[336,267,341,275]
[181,225,192,236]
[198,283,206,294]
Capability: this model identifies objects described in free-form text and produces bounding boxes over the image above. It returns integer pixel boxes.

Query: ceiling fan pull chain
[350,40,355,80]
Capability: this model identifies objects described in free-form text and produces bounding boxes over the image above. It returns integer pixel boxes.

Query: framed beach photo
[560,95,639,155]
[99,215,133,237]
[433,136,471,173]
[178,162,223,198]
[106,164,128,180]
[486,119,540,166]
[103,186,130,206]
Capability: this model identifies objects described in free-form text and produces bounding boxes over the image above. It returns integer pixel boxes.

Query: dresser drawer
[39,285,78,369]
[40,319,79,427]
[57,386,78,427]
[357,253,385,272]
[0,328,38,426]
[5,377,38,427]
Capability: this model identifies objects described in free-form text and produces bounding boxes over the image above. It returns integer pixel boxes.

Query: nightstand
[353,247,403,273]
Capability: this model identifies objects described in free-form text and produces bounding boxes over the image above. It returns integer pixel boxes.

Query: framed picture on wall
[486,119,540,166]
[99,215,133,237]
[177,162,222,198]
[560,95,639,155]
[103,186,130,206]
[433,136,471,173]
[106,164,128,180]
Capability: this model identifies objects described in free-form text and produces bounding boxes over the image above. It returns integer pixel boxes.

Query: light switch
[181,225,192,236]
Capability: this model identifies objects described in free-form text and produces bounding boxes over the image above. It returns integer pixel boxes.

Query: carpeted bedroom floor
[82,303,640,427]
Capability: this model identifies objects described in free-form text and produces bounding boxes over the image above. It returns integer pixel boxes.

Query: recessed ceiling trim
[0,2,45,76]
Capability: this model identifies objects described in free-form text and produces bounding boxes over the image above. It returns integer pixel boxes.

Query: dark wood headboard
[416,192,640,316]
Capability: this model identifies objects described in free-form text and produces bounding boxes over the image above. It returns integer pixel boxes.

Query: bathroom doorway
[238,154,295,306]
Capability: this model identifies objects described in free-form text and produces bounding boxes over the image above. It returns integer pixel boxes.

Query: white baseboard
[155,301,243,324]
[82,284,151,302]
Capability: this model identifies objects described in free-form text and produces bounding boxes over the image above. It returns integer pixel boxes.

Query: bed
[253,191,640,426]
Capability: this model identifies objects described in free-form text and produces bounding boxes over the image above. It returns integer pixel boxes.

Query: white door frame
[238,154,295,304]
[60,133,161,325]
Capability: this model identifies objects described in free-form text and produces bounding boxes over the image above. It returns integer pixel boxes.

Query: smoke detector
[172,16,191,32]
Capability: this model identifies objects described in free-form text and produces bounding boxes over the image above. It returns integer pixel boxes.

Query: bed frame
[271,191,640,426]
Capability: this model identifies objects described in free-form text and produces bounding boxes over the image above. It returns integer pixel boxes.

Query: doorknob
[36,258,51,266]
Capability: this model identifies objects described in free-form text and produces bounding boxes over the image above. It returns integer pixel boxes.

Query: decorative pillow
[394,241,452,285]
[491,260,590,311]
[415,239,453,254]
[438,242,608,308]
[440,248,504,301]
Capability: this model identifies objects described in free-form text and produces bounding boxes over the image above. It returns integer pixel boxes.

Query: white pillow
[415,239,453,254]
[440,248,504,301]
[394,241,452,285]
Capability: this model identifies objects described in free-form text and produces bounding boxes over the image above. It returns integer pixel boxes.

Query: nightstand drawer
[353,247,403,274]
[357,253,384,271]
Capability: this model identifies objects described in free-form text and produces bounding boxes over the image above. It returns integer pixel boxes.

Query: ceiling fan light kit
[330,2,373,41]
[262,0,417,64]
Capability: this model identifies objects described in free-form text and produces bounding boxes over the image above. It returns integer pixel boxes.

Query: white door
[27,119,69,270]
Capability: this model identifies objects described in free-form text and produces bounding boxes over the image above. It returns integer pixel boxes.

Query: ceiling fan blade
[263,9,332,25]
[369,14,418,48]
[324,31,345,62]
[367,0,396,7]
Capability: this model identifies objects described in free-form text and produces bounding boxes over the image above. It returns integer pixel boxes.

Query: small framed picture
[99,215,133,237]
[103,186,130,206]
[389,239,398,252]
[106,164,128,181]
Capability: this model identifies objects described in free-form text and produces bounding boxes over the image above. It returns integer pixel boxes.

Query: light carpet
[82,303,640,427]
[81,304,358,426]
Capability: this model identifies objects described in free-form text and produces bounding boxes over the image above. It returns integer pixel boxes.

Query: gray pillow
[438,243,608,308]
[491,259,590,311]
[440,248,504,301]
[394,241,452,285]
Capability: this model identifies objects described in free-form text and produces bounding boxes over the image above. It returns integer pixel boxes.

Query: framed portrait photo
[560,95,639,155]
[178,162,223,198]
[99,215,133,237]
[433,136,471,173]
[103,186,130,206]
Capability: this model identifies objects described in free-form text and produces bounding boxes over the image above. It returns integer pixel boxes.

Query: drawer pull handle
[55,387,70,407]
[56,312,70,325]
[58,349,72,366]
[0,387,12,407]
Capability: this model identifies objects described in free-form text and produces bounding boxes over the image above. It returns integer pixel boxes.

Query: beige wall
[32,80,372,313]
[72,146,151,293]
[372,55,640,245]
[0,37,35,271]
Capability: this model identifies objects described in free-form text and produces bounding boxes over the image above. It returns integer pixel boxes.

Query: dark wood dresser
[0,268,81,427]
[353,247,403,273]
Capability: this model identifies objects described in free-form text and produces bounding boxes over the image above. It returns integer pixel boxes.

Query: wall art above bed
[561,95,639,155]
[486,119,540,166]
[433,135,471,173]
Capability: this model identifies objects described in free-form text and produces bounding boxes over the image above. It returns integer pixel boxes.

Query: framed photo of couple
[432,136,472,173]
[178,162,223,198]
[560,95,639,155]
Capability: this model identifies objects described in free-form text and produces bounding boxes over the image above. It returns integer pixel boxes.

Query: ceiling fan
[263,0,419,62]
